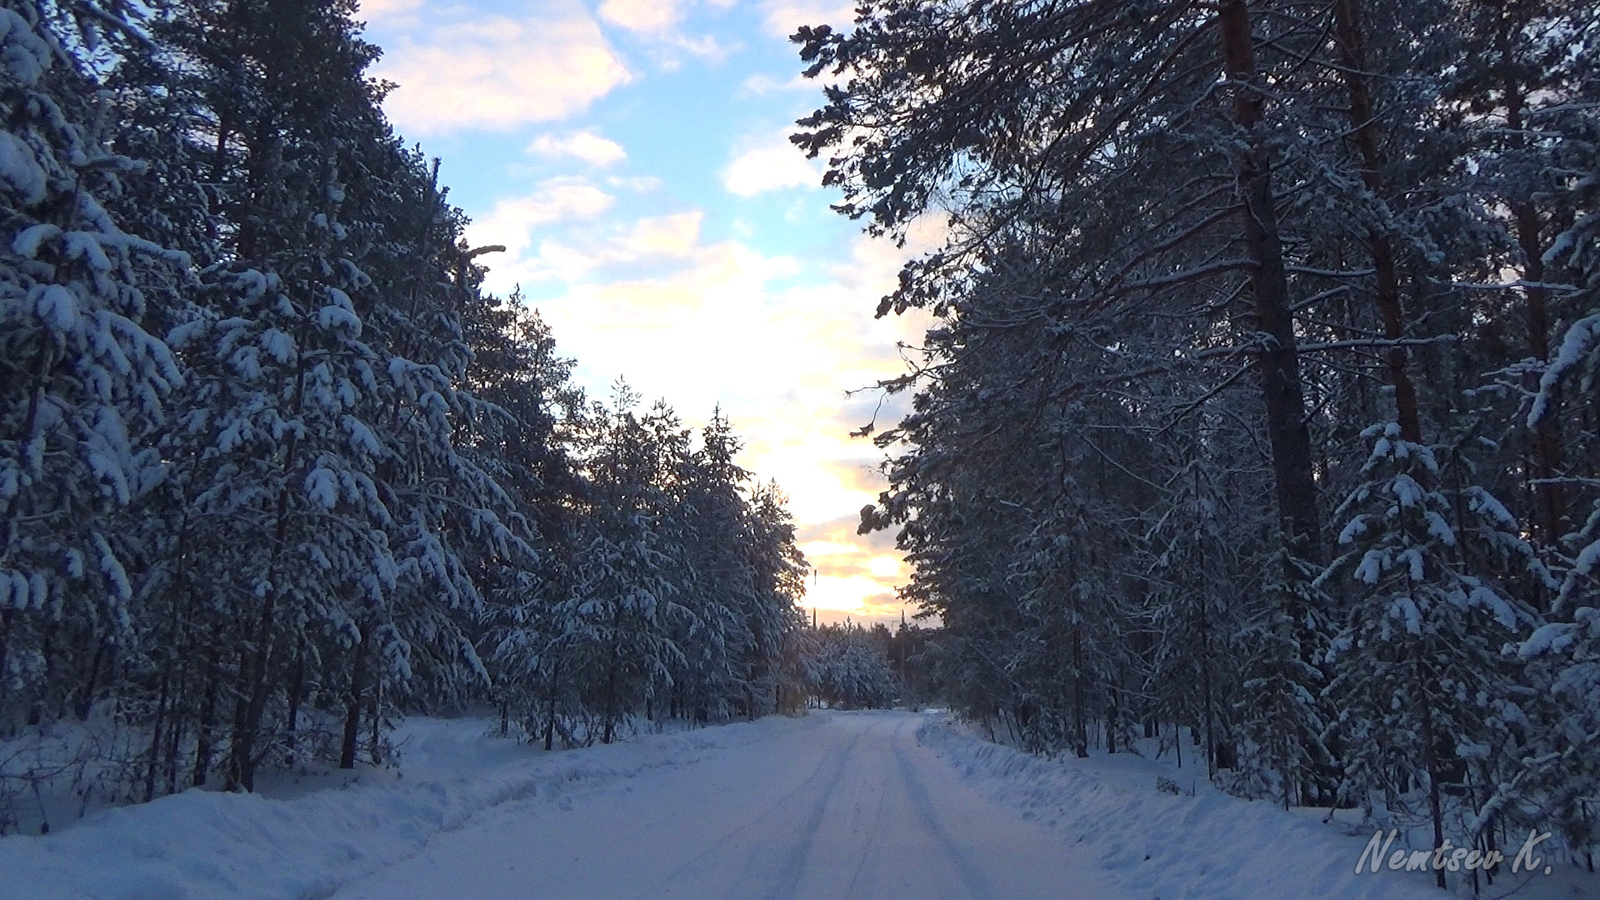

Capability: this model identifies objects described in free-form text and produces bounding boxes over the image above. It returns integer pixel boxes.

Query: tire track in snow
[891,720,992,899]
[638,725,863,900]
[841,739,891,899]
[754,727,863,900]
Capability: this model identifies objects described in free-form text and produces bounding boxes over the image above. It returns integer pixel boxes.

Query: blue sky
[358,0,941,623]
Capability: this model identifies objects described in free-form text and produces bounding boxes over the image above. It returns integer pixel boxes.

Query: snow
[0,131,47,206]
[1529,313,1599,427]
[0,716,819,900]
[317,304,361,337]
[1520,622,1576,659]
[34,284,78,331]
[12,222,59,257]
[9,711,1575,900]
[915,717,1469,900]
[305,466,340,509]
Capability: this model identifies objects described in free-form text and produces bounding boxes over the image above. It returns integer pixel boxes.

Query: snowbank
[0,715,809,900]
[916,717,1451,900]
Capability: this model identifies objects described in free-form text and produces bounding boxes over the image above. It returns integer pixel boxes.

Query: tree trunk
[227,587,276,791]
[1217,0,1323,564]
[544,657,562,752]
[1332,0,1423,444]
[340,624,370,770]
[144,664,170,803]
[369,674,383,766]
[1504,77,1565,555]
[1072,629,1088,758]
[192,646,219,787]
[0,610,12,707]
[285,641,303,767]
[1421,697,1447,890]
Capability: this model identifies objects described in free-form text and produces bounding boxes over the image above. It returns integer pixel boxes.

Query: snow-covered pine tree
[674,410,758,720]
[1516,88,1600,867]
[1320,422,1546,886]
[559,389,689,744]
[743,480,807,717]
[0,0,185,729]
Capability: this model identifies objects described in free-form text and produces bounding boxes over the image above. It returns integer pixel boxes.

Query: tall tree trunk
[144,664,170,803]
[1421,686,1447,890]
[1072,628,1088,758]
[369,673,383,766]
[228,314,309,790]
[340,623,370,770]
[1332,0,1423,443]
[0,609,13,719]
[75,638,107,721]
[1218,0,1323,565]
[544,657,562,752]
[1503,74,1566,554]
[165,661,187,796]
[284,640,303,767]
[192,645,219,787]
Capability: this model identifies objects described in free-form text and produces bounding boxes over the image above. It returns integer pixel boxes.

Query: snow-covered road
[333,711,1125,900]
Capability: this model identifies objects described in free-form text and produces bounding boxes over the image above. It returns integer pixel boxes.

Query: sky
[356,0,939,625]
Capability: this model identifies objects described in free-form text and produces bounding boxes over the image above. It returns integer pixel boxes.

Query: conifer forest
[2,0,1600,896]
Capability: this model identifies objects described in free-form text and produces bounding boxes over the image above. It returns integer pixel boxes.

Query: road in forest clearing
[333,711,1127,900]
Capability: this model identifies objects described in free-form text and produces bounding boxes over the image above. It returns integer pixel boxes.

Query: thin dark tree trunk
[75,638,107,721]
[284,640,303,767]
[1072,629,1088,758]
[192,646,219,787]
[144,666,170,803]
[1218,0,1323,565]
[0,610,12,706]
[602,608,622,745]
[544,656,562,752]
[1106,678,1118,754]
[1422,698,1447,890]
[1332,0,1423,443]
[369,673,382,765]
[165,661,186,796]
[1505,84,1565,554]
[340,624,370,770]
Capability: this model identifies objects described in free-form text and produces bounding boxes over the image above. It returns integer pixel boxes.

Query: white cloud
[376,2,630,135]
[760,0,855,37]
[464,178,615,258]
[356,0,421,19]
[527,130,627,167]
[617,211,702,258]
[607,175,665,192]
[599,0,685,33]
[739,73,812,95]
[595,0,731,66]
[480,211,705,288]
[722,130,821,196]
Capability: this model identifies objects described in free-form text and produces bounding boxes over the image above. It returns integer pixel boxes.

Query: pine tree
[0,0,185,729]
[1320,423,1545,886]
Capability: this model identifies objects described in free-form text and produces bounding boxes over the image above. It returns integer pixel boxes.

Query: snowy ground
[3,710,1592,899]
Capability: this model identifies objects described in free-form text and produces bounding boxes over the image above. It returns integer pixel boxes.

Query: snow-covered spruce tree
[801,623,897,710]
[666,410,752,722]
[1319,423,1545,887]
[1443,1,1599,557]
[126,0,535,788]
[559,390,689,745]
[1516,87,1600,867]
[471,300,581,740]
[743,480,808,716]
[0,0,185,730]
[1232,551,1333,809]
